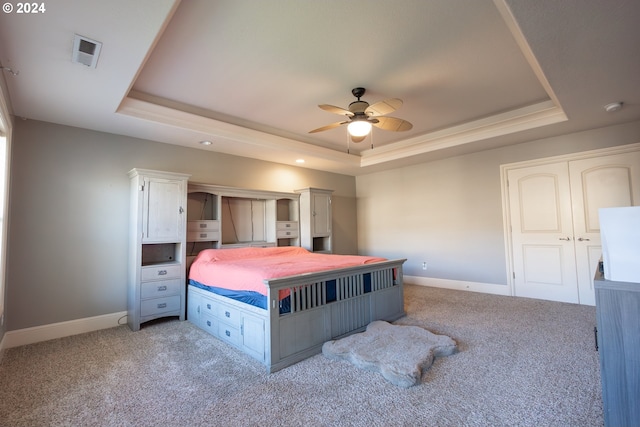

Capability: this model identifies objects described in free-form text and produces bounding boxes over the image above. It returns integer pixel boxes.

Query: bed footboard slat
[331,296,370,338]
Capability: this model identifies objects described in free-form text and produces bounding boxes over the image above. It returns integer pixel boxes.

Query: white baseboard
[404,275,511,296]
[0,333,6,364]
[3,311,128,349]
[1,278,508,350]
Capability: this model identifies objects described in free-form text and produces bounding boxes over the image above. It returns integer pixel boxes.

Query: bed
[187,246,406,372]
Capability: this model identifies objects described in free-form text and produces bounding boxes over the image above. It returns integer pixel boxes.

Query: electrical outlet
[422,262,428,270]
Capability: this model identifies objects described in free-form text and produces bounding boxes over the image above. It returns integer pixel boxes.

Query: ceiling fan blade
[365,98,403,116]
[318,104,353,116]
[351,134,367,143]
[373,116,413,131]
[309,121,347,133]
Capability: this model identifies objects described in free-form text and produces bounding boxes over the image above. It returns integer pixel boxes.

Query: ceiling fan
[309,87,413,143]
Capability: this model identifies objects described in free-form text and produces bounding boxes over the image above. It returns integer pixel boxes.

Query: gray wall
[5,120,357,330]
[357,120,640,285]
[6,118,640,332]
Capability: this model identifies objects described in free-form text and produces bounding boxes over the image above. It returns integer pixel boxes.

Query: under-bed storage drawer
[201,314,218,335]
[141,279,181,299]
[216,303,243,328]
[141,264,182,281]
[140,295,181,317]
[218,322,242,347]
[200,299,216,318]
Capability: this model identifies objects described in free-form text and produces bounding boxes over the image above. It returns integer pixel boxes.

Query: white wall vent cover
[72,34,102,68]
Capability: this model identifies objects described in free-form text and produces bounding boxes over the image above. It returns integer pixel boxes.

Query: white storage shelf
[128,168,190,331]
[186,184,301,250]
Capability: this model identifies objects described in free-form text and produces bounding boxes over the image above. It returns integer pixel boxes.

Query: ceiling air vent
[72,34,102,68]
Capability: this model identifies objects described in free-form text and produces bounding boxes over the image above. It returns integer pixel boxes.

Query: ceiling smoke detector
[604,102,623,113]
[72,34,102,68]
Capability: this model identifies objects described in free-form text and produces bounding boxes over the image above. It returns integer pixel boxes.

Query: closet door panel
[508,162,579,303]
[569,151,640,305]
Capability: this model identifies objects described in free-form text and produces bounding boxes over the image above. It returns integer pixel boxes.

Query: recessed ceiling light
[296,159,305,164]
[604,102,623,113]
[199,140,212,146]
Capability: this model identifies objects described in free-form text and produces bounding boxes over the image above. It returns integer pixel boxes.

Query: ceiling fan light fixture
[347,120,372,137]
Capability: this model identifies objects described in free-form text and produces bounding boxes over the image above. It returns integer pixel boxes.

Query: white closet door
[569,151,640,305]
[508,162,580,303]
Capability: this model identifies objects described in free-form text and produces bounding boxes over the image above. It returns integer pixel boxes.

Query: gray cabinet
[128,169,190,331]
[594,270,640,426]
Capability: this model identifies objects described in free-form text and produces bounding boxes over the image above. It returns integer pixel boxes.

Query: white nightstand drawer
[140,295,180,317]
[276,229,299,238]
[141,264,181,281]
[187,230,220,241]
[187,220,220,232]
[141,279,181,299]
[250,242,276,248]
[276,221,298,230]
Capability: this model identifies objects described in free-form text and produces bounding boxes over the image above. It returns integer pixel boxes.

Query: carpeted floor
[0,285,603,427]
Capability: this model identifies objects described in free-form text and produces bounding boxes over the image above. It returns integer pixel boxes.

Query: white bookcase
[128,168,190,331]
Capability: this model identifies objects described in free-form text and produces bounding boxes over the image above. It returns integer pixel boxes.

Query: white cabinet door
[143,177,186,242]
[312,192,331,237]
[508,162,580,303]
[569,151,640,305]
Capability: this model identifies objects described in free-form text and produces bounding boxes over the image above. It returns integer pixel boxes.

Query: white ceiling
[0,0,638,175]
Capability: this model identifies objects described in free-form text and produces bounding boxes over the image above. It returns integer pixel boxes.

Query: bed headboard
[186,183,301,257]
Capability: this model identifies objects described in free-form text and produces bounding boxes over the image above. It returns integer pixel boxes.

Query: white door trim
[500,142,640,298]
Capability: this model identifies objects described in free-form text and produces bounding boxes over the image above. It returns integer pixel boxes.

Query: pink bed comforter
[189,246,386,296]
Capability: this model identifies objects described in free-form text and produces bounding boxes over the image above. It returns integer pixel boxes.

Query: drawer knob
[206,320,211,327]
[207,303,211,310]
[158,270,168,276]
[200,233,207,238]
[225,311,231,318]
[225,330,231,337]
[157,303,167,309]
[157,285,167,292]
[199,223,207,228]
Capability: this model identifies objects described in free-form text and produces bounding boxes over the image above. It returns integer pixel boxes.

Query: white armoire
[128,169,190,331]
[296,188,333,253]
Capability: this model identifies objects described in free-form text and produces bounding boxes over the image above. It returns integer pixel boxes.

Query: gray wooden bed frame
[187,258,406,373]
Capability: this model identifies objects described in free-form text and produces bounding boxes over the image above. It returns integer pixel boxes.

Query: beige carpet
[0,285,603,426]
